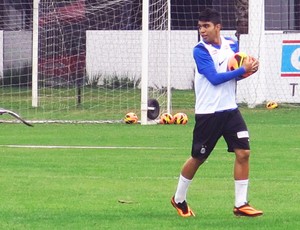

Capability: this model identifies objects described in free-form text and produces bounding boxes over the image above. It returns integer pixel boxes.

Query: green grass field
[0,108,300,229]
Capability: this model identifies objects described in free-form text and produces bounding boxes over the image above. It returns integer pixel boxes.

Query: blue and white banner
[281,40,300,77]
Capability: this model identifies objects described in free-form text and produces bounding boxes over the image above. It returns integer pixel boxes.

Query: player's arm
[200,65,246,85]
[193,46,246,86]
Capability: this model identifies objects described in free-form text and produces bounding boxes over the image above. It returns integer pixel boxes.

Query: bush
[86,72,141,89]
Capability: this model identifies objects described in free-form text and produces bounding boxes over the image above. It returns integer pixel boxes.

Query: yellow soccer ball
[124,112,138,124]
[266,101,278,109]
[159,113,175,124]
[173,112,188,125]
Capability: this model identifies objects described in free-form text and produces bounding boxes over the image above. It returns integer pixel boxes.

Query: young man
[171,8,263,217]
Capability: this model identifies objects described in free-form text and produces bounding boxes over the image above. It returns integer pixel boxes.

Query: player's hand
[250,56,259,73]
[242,56,259,75]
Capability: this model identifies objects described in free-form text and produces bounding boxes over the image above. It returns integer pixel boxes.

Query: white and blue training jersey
[193,36,244,114]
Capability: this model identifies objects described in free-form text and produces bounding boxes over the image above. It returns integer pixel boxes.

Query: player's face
[198,21,221,44]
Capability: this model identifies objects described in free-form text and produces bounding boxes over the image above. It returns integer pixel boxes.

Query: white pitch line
[0,144,183,150]
[5,145,297,152]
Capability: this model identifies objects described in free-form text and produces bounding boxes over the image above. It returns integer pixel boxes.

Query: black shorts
[191,109,250,160]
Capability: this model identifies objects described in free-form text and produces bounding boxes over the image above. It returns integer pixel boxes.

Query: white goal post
[32,0,39,108]
[140,0,150,125]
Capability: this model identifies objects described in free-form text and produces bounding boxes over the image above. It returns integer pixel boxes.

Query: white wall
[3,31,32,70]
[86,30,197,90]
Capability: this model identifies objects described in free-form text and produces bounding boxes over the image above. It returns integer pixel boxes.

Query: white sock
[174,174,192,204]
[235,179,249,207]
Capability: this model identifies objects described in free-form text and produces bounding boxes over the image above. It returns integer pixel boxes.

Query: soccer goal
[0,0,299,124]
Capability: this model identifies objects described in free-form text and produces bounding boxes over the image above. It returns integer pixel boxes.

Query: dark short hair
[198,8,221,25]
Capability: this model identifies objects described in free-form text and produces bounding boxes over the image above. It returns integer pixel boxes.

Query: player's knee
[191,143,210,160]
[235,149,250,163]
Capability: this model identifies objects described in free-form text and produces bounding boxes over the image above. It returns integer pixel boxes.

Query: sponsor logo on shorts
[200,145,207,154]
[237,131,249,139]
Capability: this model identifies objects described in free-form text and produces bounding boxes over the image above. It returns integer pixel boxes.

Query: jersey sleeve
[225,37,239,53]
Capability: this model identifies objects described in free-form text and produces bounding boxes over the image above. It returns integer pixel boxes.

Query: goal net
[1,0,172,123]
[0,0,299,124]
[236,0,300,107]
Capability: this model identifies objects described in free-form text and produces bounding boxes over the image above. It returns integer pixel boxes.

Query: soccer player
[171,8,263,217]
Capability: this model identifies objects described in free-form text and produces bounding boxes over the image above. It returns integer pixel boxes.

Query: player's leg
[233,148,263,217]
[171,113,223,217]
[223,109,263,217]
[173,156,205,202]
[181,156,205,179]
[234,148,249,179]
[234,148,250,207]
[171,157,204,217]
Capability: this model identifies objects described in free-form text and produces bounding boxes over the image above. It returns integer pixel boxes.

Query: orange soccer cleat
[171,196,195,217]
[233,203,263,217]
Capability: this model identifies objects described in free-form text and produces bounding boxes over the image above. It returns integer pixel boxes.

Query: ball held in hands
[227,52,258,79]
